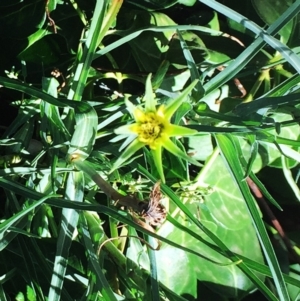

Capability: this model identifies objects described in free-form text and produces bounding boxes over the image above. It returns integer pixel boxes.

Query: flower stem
[72,159,144,212]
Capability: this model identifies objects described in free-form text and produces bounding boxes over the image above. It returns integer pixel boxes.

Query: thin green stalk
[109,217,120,247]
[171,147,219,218]
[83,211,126,269]
[68,0,106,100]
[147,236,160,301]
[69,0,87,26]
[72,159,144,211]
[68,0,123,101]
[281,155,300,201]
[244,70,270,102]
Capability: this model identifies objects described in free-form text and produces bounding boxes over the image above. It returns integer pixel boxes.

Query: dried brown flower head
[139,181,167,226]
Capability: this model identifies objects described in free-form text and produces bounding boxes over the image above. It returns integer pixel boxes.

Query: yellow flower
[112,75,200,182]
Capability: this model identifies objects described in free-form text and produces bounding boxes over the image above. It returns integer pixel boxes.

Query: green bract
[112,75,200,182]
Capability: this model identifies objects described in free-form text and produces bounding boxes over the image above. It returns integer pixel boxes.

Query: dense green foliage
[0,0,300,300]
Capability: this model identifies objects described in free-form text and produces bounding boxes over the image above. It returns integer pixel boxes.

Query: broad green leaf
[187,133,214,161]
[202,155,253,230]
[0,0,46,36]
[48,0,62,11]
[128,12,177,71]
[252,0,294,44]
[18,35,68,65]
[156,214,263,299]
[18,29,52,57]
[26,285,36,301]
[15,292,25,301]
[178,0,196,6]
[138,167,267,299]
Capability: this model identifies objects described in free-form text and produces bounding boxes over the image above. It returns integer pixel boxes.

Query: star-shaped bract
[112,75,199,182]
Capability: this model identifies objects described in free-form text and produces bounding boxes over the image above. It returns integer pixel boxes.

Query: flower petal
[125,98,137,116]
[151,146,165,183]
[111,139,144,172]
[110,133,129,143]
[144,74,157,112]
[114,123,137,135]
[119,134,137,151]
[162,136,201,166]
[164,80,198,120]
[166,124,198,137]
[133,107,147,122]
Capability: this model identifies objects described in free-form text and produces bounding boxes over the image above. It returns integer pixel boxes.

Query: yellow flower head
[130,109,166,148]
[112,75,200,182]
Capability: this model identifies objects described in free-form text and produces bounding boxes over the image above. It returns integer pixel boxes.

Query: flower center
[137,113,164,147]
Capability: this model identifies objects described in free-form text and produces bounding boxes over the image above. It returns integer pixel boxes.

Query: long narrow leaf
[1,177,299,289]
[215,134,289,301]
[48,171,84,301]
[79,214,118,301]
[137,165,278,300]
[200,0,300,94]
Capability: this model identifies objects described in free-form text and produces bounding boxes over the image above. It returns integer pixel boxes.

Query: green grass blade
[200,0,300,94]
[215,134,289,301]
[67,103,98,160]
[0,77,100,112]
[234,93,300,117]
[68,0,123,100]
[281,155,300,201]
[137,165,278,301]
[67,0,107,100]
[0,284,7,301]
[94,25,235,59]
[79,214,118,301]
[16,236,46,301]
[0,190,29,251]
[48,171,84,301]
[0,178,241,266]
[0,76,98,160]
[0,77,67,107]
[147,236,160,301]
[1,177,299,290]
[1,102,39,138]
[176,29,205,99]
[261,73,300,97]
[0,194,59,239]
